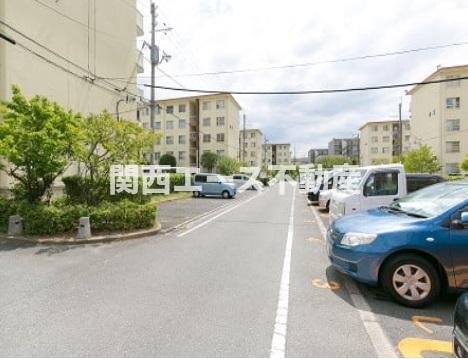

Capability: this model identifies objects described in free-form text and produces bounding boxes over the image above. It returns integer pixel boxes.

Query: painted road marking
[411,315,443,335]
[398,337,452,358]
[310,205,397,358]
[270,187,296,359]
[311,278,341,290]
[177,191,264,237]
[305,236,322,243]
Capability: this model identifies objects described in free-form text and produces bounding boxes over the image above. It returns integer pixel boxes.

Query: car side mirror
[461,212,468,224]
[452,212,468,229]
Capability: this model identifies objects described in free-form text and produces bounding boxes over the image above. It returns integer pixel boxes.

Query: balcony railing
[136,10,144,37]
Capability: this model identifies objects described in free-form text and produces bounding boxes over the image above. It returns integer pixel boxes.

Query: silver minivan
[192,173,237,199]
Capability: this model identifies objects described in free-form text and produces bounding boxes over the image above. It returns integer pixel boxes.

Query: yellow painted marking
[312,278,341,290]
[398,337,452,358]
[411,315,443,335]
[305,236,322,243]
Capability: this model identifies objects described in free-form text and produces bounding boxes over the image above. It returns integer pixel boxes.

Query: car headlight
[341,232,377,246]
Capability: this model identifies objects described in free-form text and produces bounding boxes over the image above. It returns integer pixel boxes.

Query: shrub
[89,200,155,231]
[159,153,176,167]
[0,197,18,233]
[169,173,186,192]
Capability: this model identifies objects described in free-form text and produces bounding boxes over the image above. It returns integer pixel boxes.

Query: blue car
[192,173,237,199]
[327,180,468,307]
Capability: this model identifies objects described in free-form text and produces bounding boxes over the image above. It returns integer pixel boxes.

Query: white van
[328,164,445,223]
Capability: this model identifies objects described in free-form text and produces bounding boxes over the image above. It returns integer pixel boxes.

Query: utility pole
[149,2,158,164]
[242,114,246,162]
[398,100,403,162]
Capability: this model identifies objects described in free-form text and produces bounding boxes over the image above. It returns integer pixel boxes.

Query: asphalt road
[0,185,459,357]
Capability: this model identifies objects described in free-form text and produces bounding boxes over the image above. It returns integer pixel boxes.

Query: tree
[200,152,218,172]
[461,154,468,172]
[217,156,240,175]
[73,111,157,204]
[402,145,441,174]
[0,86,82,202]
[316,155,351,168]
[159,153,176,167]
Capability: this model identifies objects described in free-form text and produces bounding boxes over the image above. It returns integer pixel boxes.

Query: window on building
[446,75,461,88]
[446,141,460,153]
[446,97,460,109]
[372,125,378,132]
[382,136,390,143]
[216,117,225,126]
[166,136,173,145]
[371,136,378,143]
[155,138,161,145]
[216,100,225,109]
[178,104,186,113]
[156,106,161,114]
[154,152,160,162]
[244,142,248,148]
[166,120,173,129]
[383,125,389,131]
[446,119,460,131]
[178,119,186,129]
[251,142,256,147]
[179,151,186,161]
[446,163,460,174]
[405,123,410,130]
[382,147,390,154]
[250,132,255,138]
[251,151,256,157]
[217,133,225,142]
[166,151,174,156]
[404,135,411,142]
[217,150,225,157]
[178,135,186,144]
[203,134,211,143]
[202,101,210,110]
[154,121,161,130]
[203,117,211,127]
[166,105,174,114]
[371,147,378,154]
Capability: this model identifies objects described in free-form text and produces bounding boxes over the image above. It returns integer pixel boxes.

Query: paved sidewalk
[157,190,257,231]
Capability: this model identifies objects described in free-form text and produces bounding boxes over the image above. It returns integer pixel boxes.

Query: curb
[0,222,162,246]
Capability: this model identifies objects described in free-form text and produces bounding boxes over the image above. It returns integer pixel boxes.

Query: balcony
[136,10,144,37]
[136,49,144,73]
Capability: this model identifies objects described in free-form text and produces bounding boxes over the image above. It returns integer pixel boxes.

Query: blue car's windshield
[391,182,468,218]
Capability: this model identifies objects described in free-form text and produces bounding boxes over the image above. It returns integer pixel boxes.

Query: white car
[230,174,264,191]
[318,188,336,210]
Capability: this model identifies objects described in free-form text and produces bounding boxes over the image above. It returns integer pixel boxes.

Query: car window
[392,182,468,218]
[233,175,241,180]
[207,175,219,183]
[364,172,398,197]
[195,175,207,183]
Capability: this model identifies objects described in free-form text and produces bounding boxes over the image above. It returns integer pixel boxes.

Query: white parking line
[270,187,296,359]
[309,205,397,358]
[177,191,264,237]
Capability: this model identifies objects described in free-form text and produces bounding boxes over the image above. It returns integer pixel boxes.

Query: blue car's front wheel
[381,254,441,308]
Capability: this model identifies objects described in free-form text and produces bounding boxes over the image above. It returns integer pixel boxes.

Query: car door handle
[426,237,435,243]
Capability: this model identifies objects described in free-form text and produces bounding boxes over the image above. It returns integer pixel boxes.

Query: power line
[142,75,468,95]
[100,41,468,80]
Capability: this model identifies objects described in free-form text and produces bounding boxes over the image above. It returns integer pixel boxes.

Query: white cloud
[137,0,468,157]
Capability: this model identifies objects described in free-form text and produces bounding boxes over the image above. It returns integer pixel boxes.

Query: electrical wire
[142,75,468,95]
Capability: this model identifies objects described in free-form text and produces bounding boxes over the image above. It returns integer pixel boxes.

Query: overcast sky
[136,0,468,157]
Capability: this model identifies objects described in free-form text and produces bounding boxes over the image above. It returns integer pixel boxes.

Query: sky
[135,0,468,158]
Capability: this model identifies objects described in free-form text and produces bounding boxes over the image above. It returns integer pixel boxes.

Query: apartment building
[408,65,468,175]
[262,143,292,165]
[239,129,263,166]
[0,0,143,191]
[141,94,241,168]
[359,119,411,166]
[308,148,329,163]
[328,137,360,162]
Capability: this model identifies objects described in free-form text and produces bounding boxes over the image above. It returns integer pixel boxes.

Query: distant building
[328,137,360,162]
[359,119,411,166]
[239,129,263,166]
[263,143,291,165]
[408,64,468,175]
[142,93,241,168]
[308,148,329,163]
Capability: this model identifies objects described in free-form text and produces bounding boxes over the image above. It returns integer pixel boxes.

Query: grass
[151,191,192,205]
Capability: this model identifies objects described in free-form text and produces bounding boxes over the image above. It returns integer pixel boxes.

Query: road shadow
[0,238,37,252]
[325,264,460,325]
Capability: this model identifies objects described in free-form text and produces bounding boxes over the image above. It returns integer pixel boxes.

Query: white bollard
[77,217,91,239]
[8,215,23,236]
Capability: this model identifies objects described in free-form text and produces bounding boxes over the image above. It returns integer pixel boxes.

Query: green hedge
[0,199,156,236]
[0,198,18,233]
